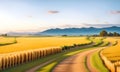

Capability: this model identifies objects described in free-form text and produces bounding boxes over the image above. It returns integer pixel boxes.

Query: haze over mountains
[6,26,120,36]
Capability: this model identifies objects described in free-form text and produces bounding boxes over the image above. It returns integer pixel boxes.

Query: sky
[0,0,120,33]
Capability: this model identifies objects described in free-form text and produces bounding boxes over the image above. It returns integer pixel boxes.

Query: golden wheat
[0,37,90,70]
[0,37,90,54]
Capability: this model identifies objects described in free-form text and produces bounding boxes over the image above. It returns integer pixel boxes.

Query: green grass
[84,56,89,72]
[90,51,109,72]
[36,38,102,72]
[100,41,109,47]
[36,61,57,72]
[89,37,103,47]
[36,47,94,72]
[36,38,104,72]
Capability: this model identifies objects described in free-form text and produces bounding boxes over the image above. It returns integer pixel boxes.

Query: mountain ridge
[38,26,120,35]
[5,26,120,36]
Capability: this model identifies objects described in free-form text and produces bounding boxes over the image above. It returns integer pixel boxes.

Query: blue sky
[0,0,120,33]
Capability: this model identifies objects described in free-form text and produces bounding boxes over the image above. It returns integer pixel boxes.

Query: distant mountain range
[7,26,120,36]
[37,26,120,36]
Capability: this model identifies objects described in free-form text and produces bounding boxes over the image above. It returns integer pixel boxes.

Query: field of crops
[0,36,92,71]
[0,37,90,54]
[103,37,118,45]
[1,36,120,72]
[102,37,120,61]
[0,37,16,45]
[101,37,120,72]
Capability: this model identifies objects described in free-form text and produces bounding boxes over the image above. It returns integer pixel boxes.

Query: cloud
[110,11,120,14]
[27,15,33,18]
[48,10,59,14]
[84,24,120,28]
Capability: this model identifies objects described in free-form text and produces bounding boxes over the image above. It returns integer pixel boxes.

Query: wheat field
[0,37,91,70]
[102,37,120,61]
[0,37,15,45]
[0,37,90,54]
[100,37,120,72]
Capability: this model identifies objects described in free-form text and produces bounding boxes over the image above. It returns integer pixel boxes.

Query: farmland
[0,36,92,71]
[0,37,90,54]
[102,37,120,61]
[0,0,120,72]
[0,36,120,72]
[101,37,120,72]
[0,37,17,46]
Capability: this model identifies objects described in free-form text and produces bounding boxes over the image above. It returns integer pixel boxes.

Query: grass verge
[90,51,109,72]
[35,37,104,72]
[36,47,95,72]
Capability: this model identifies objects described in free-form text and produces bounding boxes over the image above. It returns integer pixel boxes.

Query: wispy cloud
[110,11,120,14]
[84,24,120,28]
[27,15,33,18]
[48,10,59,14]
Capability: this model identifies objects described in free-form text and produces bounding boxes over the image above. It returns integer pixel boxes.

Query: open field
[101,37,120,72]
[2,43,94,72]
[0,36,92,71]
[0,37,90,54]
[0,37,16,45]
[0,36,120,72]
[102,37,120,61]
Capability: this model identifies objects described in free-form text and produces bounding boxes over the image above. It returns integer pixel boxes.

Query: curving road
[52,48,102,72]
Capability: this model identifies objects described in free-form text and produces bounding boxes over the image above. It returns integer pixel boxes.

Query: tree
[1,34,7,36]
[113,32,119,36]
[99,30,108,36]
[108,32,113,36]
[62,35,67,37]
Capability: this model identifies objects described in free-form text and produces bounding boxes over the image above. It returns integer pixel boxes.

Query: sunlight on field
[0,37,15,44]
[104,37,118,45]
[102,37,120,61]
[0,37,90,54]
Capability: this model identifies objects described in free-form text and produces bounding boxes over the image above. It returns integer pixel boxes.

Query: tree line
[99,30,120,36]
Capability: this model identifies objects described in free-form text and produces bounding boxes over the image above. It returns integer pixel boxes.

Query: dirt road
[52,48,102,72]
[25,43,94,72]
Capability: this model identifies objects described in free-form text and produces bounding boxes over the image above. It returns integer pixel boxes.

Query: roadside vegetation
[36,37,104,72]
[90,51,109,72]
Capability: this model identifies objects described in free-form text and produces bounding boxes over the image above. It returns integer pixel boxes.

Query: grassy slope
[90,51,109,72]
